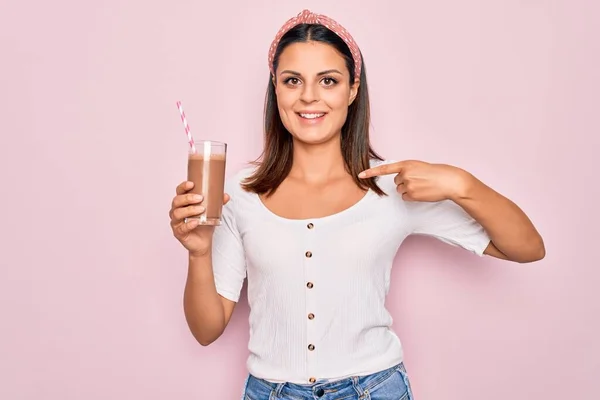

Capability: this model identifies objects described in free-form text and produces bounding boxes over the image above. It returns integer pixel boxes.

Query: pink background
[1,0,598,399]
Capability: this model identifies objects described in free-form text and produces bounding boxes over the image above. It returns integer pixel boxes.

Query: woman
[168,9,545,400]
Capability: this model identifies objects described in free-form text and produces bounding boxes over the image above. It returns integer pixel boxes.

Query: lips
[297,111,327,120]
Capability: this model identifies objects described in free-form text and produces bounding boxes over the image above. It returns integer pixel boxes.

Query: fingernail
[193,194,203,201]
[358,172,366,178]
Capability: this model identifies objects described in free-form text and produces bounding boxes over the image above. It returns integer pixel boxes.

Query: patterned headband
[267,9,362,81]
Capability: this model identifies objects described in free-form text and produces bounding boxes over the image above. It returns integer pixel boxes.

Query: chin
[282,111,343,145]
[290,129,338,145]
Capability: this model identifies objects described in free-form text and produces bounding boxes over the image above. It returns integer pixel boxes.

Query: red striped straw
[176,101,196,152]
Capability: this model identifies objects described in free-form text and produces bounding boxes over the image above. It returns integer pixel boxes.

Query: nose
[299,82,319,103]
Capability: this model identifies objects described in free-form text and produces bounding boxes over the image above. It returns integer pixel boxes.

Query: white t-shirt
[211,159,490,384]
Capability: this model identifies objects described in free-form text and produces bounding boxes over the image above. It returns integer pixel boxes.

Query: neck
[289,135,347,184]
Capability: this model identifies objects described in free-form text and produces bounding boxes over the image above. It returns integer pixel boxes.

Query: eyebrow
[279,69,343,77]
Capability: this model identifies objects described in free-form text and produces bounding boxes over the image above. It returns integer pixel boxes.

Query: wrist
[189,249,211,261]
[450,167,477,202]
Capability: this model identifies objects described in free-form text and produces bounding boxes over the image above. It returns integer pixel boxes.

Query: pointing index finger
[358,162,404,178]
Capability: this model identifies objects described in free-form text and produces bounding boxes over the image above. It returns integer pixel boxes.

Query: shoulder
[220,165,259,223]
[223,164,260,212]
[224,164,257,192]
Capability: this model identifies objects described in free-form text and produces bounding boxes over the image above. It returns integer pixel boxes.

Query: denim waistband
[242,362,413,400]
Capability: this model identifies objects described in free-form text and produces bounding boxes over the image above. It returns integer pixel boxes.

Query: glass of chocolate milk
[186,140,227,225]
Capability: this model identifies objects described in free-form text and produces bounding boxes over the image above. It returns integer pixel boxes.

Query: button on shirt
[211,160,491,384]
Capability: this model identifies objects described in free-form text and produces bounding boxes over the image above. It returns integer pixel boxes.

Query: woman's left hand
[358,160,472,202]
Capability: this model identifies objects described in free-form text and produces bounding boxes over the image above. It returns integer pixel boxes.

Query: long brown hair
[241,23,385,196]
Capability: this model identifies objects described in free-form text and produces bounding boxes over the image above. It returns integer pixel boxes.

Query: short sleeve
[211,175,247,302]
[406,199,491,256]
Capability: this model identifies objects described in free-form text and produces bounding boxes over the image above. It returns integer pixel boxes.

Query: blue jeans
[242,363,414,400]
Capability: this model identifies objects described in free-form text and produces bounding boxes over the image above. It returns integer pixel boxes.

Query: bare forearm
[452,171,545,263]
[183,252,226,345]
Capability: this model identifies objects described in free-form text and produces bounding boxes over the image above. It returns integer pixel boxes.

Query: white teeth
[299,113,325,119]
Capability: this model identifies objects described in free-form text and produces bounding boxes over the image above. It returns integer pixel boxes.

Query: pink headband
[267,9,362,81]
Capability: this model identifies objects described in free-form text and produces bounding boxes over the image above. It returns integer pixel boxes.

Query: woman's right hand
[169,181,230,257]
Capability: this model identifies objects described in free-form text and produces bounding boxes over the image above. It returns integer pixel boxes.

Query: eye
[321,77,338,86]
[283,77,301,86]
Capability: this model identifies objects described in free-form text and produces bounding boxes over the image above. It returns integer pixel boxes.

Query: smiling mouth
[297,112,326,119]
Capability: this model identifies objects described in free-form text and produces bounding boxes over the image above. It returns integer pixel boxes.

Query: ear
[348,79,360,106]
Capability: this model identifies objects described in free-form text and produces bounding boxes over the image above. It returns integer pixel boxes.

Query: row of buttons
[306,221,317,385]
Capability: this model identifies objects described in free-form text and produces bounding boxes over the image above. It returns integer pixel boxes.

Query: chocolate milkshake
[186,141,227,225]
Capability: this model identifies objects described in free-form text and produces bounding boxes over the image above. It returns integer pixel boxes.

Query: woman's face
[274,41,359,145]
